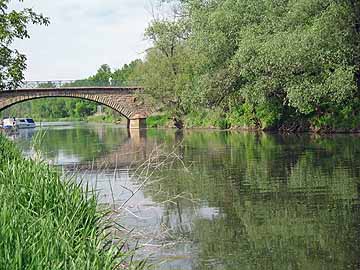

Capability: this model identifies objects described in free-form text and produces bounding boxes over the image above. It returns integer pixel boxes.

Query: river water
[9,123,360,270]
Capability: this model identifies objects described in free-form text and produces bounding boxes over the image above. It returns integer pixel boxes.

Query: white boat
[16,118,36,129]
[1,118,17,130]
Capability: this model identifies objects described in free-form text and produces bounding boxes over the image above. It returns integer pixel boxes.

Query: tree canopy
[141,0,360,131]
[0,0,49,90]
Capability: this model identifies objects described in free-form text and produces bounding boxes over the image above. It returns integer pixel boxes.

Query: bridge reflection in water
[10,123,166,173]
[64,128,150,171]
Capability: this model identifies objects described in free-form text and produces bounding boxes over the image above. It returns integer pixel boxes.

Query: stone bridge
[0,84,153,128]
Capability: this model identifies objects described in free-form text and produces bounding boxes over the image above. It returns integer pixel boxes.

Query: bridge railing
[16,80,142,89]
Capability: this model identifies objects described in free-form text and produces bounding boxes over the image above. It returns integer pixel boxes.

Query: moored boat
[15,118,36,129]
[1,118,17,130]
[1,117,36,130]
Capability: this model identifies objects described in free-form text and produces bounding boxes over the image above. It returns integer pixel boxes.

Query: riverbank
[0,134,144,269]
[147,111,360,134]
[33,114,127,125]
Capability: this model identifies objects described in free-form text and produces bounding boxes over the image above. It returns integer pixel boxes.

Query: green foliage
[141,0,360,131]
[75,100,96,117]
[143,18,195,116]
[4,0,360,130]
[147,114,171,128]
[0,0,49,90]
[0,132,21,162]
[0,98,97,120]
[0,134,146,269]
[310,101,360,130]
[88,64,112,85]
[226,102,258,128]
[184,109,229,129]
[112,59,144,85]
[255,100,283,129]
[78,60,144,87]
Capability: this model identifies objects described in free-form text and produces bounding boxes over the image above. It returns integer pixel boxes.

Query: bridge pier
[128,127,147,142]
[128,118,147,129]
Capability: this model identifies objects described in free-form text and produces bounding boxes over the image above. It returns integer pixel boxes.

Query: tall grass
[0,134,145,269]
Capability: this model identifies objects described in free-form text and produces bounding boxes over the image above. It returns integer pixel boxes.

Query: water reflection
[12,125,360,270]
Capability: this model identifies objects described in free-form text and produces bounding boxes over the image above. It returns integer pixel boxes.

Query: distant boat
[1,118,17,130]
[1,118,36,130]
[16,118,36,129]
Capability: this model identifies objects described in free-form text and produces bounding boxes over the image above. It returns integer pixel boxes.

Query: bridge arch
[0,87,151,128]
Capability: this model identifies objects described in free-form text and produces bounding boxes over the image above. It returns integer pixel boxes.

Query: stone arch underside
[0,89,151,120]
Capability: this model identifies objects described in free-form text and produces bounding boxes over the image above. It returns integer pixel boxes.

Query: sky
[11,0,155,81]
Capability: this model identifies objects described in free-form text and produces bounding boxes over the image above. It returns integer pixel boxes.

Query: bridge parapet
[16,80,141,89]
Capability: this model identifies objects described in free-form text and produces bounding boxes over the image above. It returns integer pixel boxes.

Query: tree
[112,59,143,86]
[142,0,360,130]
[74,101,96,118]
[0,0,49,90]
[89,64,112,86]
[143,16,194,118]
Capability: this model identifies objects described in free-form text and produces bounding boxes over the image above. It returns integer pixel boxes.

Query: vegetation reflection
[142,131,360,269]
[13,127,360,269]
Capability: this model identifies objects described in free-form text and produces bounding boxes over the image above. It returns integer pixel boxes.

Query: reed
[0,134,145,270]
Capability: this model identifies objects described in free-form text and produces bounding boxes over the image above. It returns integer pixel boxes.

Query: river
[8,122,360,269]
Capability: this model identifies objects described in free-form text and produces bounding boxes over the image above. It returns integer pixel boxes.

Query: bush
[255,100,283,130]
[226,102,257,128]
[310,103,360,131]
[147,114,171,128]
[184,109,229,129]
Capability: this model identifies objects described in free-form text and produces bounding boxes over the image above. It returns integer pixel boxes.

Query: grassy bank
[148,108,360,133]
[0,134,144,269]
